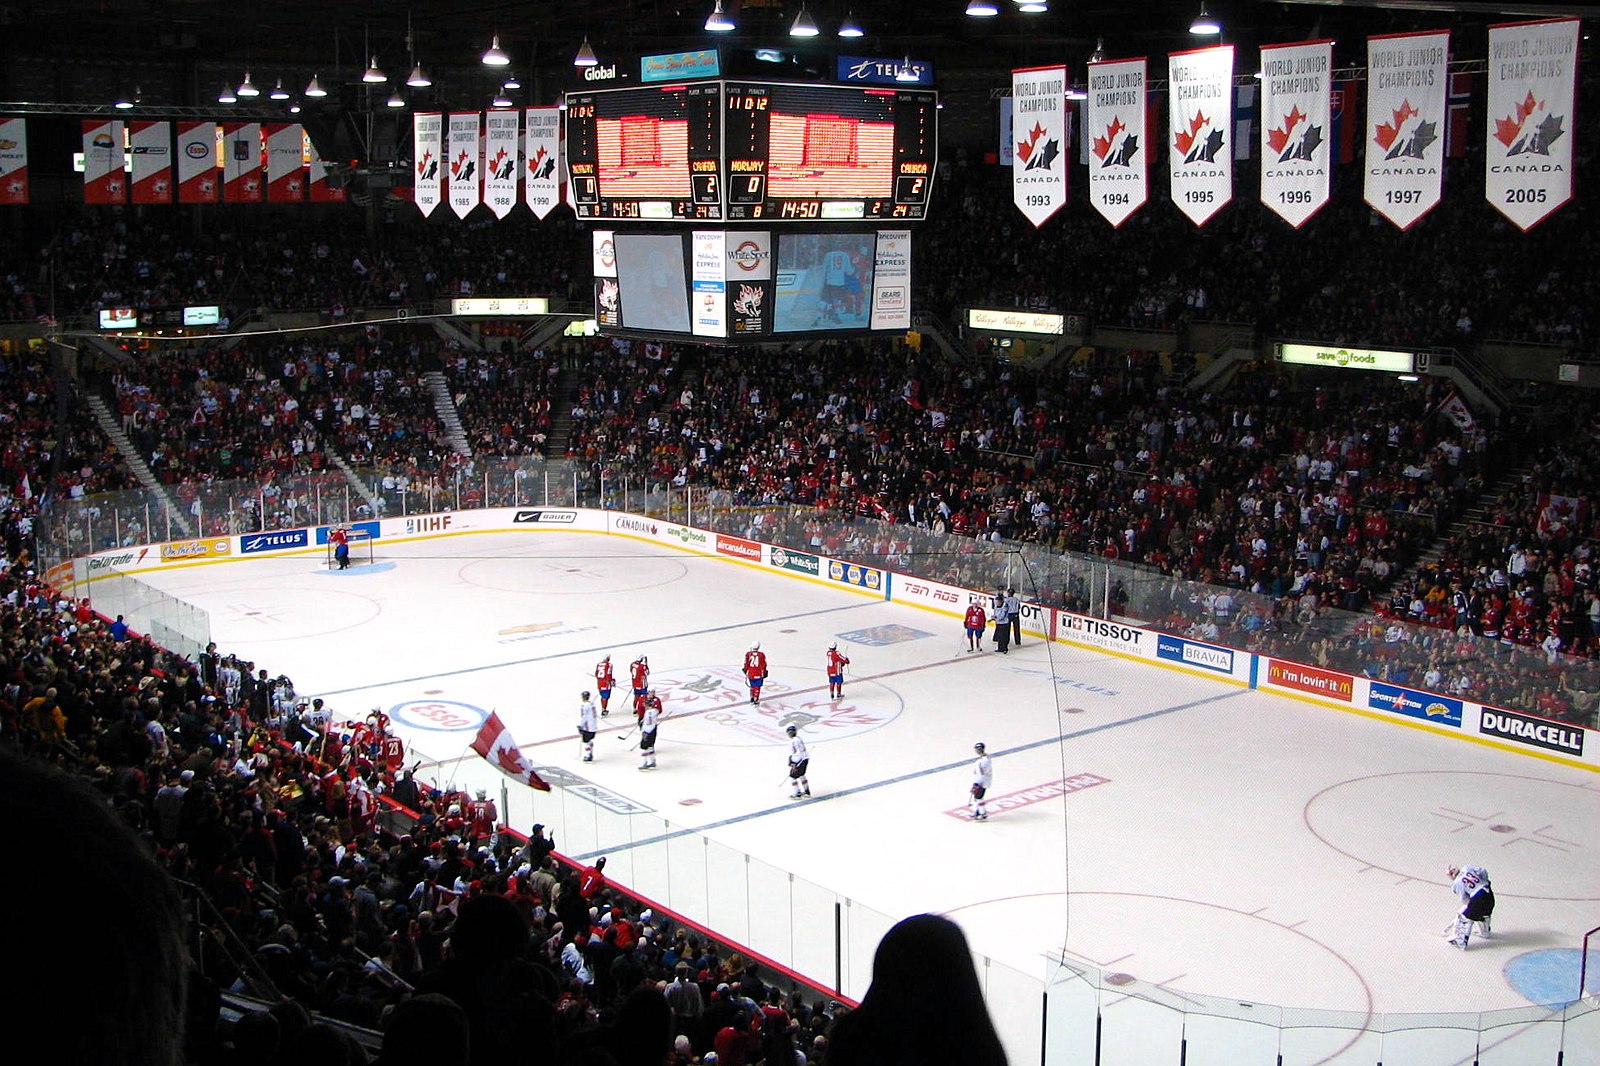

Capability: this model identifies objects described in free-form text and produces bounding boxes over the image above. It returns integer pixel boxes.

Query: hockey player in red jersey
[630,655,650,716]
[825,641,850,698]
[467,788,498,842]
[595,655,616,716]
[743,641,769,705]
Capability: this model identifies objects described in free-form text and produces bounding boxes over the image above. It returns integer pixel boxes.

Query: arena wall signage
[1278,342,1415,373]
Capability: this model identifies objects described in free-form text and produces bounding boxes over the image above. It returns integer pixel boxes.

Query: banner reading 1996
[1365,30,1449,230]
[1168,45,1233,226]
[1085,57,1147,228]
[1011,65,1068,227]
[1485,18,1578,231]
[1259,40,1332,228]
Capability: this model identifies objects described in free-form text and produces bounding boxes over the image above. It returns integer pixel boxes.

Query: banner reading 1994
[1085,57,1147,228]
[1168,45,1233,226]
[1365,30,1449,230]
[1011,65,1068,228]
[1485,18,1578,231]
[1259,40,1332,228]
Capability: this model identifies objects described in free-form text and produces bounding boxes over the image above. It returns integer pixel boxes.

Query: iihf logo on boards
[1268,105,1323,162]
[1493,89,1565,158]
[1175,110,1225,163]
[1373,101,1437,161]
[1016,122,1061,171]
[1091,117,1139,167]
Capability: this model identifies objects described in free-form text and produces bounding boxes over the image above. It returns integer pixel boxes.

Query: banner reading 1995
[1167,45,1233,226]
[1485,18,1578,231]
[1011,65,1068,227]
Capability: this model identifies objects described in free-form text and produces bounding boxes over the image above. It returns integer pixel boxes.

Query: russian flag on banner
[129,120,173,204]
[176,121,218,202]
[1445,71,1472,158]
[265,122,305,202]
[471,711,552,791]
[0,118,29,204]
[307,136,346,202]
[222,122,263,202]
[82,119,127,204]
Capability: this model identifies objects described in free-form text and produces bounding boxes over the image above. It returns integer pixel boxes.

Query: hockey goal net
[801,114,859,167]
[326,529,374,568]
[619,115,663,166]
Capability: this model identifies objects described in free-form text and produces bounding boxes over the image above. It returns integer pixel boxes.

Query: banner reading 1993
[1365,30,1448,230]
[1011,65,1068,228]
[1259,40,1332,228]
[1485,18,1578,231]
[1168,45,1233,226]
[1085,57,1147,228]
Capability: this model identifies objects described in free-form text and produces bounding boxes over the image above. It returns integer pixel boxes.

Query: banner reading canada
[0,117,27,204]
[1085,57,1147,227]
[1259,40,1332,228]
[1168,45,1233,226]
[483,109,520,220]
[448,112,481,220]
[1011,64,1068,227]
[523,107,561,219]
[413,113,443,218]
[1365,30,1449,230]
[1485,18,1578,231]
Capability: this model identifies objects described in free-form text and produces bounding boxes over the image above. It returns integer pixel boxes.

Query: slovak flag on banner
[129,120,173,204]
[1085,57,1148,228]
[483,108,520,219]
[221,122,263,202]
[265,122,305,202]
[1364,31,1449,230]
[307,136,345,202]
[523,107,561,219]
[0,117,30,204]
[1258,40,1333,228]
[447,111,482,220]
[471,711,552,791]
[1167,45,1233,226]
[82,119,127,204]
[1485,18,1578,231]
[176,121,217,202]
[413,112,444,217]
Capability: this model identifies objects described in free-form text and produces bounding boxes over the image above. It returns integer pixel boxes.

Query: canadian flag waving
[471,711,552,790]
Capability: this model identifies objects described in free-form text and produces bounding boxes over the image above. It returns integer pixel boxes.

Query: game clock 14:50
[566,82,725,221]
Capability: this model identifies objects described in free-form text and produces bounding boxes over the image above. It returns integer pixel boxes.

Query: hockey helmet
[582,690,591,699]
[750,641,760,651]
[829,641,837,650]
[1447,865,1460,879]
[476,789,487,800]
[974,742,986,753]
[786,725,798,736]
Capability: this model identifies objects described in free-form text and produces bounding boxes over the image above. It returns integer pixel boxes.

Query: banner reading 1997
[1365,30,1449,230]
[1485,18,1578,231]
[1168,45,1233,226]
[1011,65,1068,227]
[1085,57,1147,228]
[1258,40,1332,228]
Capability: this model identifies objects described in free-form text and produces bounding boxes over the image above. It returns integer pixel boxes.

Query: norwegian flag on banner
[471,711,552,791]
[222,122,263,202]
[483,108,519,219]
[1085,57,1148,228]
[265,123,305,202]
[1258,40,1333,228]
[1364,30,1449,230]
[524,107,561,219]
[82,119,127,204]
[176,121,217,203]
[1485,18,1578,231]
[129,120,173,204]
[307,137,345,202]
[447,111,482,220]
[0,118,30,204]
[413,112,443,217]
[1167,45,1233,226]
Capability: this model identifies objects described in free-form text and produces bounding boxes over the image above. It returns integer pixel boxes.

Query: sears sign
[241,529,310,554]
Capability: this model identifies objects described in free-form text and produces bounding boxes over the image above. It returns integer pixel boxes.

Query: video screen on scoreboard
[614,232,691,334]
[772,232,875,332]
[567,83,723,221]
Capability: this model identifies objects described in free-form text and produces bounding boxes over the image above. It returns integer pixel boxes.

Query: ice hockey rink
[134,527,1600,1064]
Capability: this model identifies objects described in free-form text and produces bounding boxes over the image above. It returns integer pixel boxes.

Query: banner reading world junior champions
[1259,40,1332,228]
[1365,30,1448,230]
[1085,57,1147,228]
[1167,45,1233,226]
[1011,65,1068,227]
[1485,18,1578,231]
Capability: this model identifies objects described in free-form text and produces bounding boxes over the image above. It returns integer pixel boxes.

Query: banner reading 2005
[1485,18,1578,231]
[1011,65,1068,227]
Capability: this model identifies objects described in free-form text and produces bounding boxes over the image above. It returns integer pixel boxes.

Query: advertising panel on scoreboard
[614,231,692,334]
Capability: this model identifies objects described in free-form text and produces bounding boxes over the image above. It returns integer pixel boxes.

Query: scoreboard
[565,80,937,222]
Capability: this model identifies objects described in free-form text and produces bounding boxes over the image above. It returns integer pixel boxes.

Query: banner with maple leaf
[471,711,552,792]
[307,136,346,203]
[447,112,483,220]
[129,120,173,205]
[82,119,127,205]
[1011,64,1068,228]
[1086,57,1147,228]
[1485,18,1578,231]
[524,107,562,219]
[265,123,305,204]
[1258,40,1332,228]
[1363,30,1448,230]
[176,121,218,204]
[484,108,520,220]
[413,113,444,218]
[0,118,27,206]
[1167,45,1233,226]
[222,122,263,203]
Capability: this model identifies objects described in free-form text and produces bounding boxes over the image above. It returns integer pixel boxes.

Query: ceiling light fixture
[502,74,522,90]
[1066,84,1087,100]
[838,11,864,37]
[363,56,387,83]
[114,92,135,110]
[289,103,302,114]
[218,84,238,104]
[386,90,406,108]
[1189,2,1221,35]
[1089,37,1106,63]
[789,4,820,37]
[304,74,327,98]
[482,34,510,66]
[269,78,290,100]
[574,36,599,67]
[705,0,735,32]
[407,64,432,88]
[965,0,999,16]
[1017,0,1048,12]
[895,56,921,82]
[237,71,259,97]
[492,91,513,108]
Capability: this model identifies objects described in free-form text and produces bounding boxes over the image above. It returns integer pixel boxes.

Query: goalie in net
[327,526,374,569]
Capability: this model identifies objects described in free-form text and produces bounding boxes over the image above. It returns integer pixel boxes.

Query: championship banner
[82,120,127,204]
[447,111,481,220]
[523,106,561,219]
[1085,57,1148,227]
[221,122,263,202]
[0,117,29,205]
[1168,45,1233,226]
[1259,40,1332,227]
[413,112,443,217]
[306,137,345,202]
[483,108,519,219]
[176,121,217,203]
[1485,18,1578,231]
[1364,31,1448,230]
[129,120,173,204]
[264,123,304,202]
[1011,65,1068,227]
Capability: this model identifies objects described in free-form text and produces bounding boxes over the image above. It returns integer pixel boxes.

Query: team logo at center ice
[654,666,898,747]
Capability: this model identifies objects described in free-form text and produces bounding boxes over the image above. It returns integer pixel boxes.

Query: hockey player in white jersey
[1446,864,1494,949]
[786,725,811,798]
[970,742,992,821]
[577,691,598,762]
[638,692,660,770]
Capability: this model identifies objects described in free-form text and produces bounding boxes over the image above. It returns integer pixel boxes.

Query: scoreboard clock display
[565,80,937,222]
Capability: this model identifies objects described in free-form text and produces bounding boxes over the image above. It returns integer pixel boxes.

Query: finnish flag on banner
[1011,65,1068,227]
[1167,45,1233,226]
[1364,30,1448,230]
[1258,40,1332,228]
[523,107,561,219]
[1085,57,1147,228]
[413,112,443,217]
[1485,18,1578,231]
[447,112,482,220]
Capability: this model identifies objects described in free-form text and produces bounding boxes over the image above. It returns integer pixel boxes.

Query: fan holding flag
[471,711,551,791]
